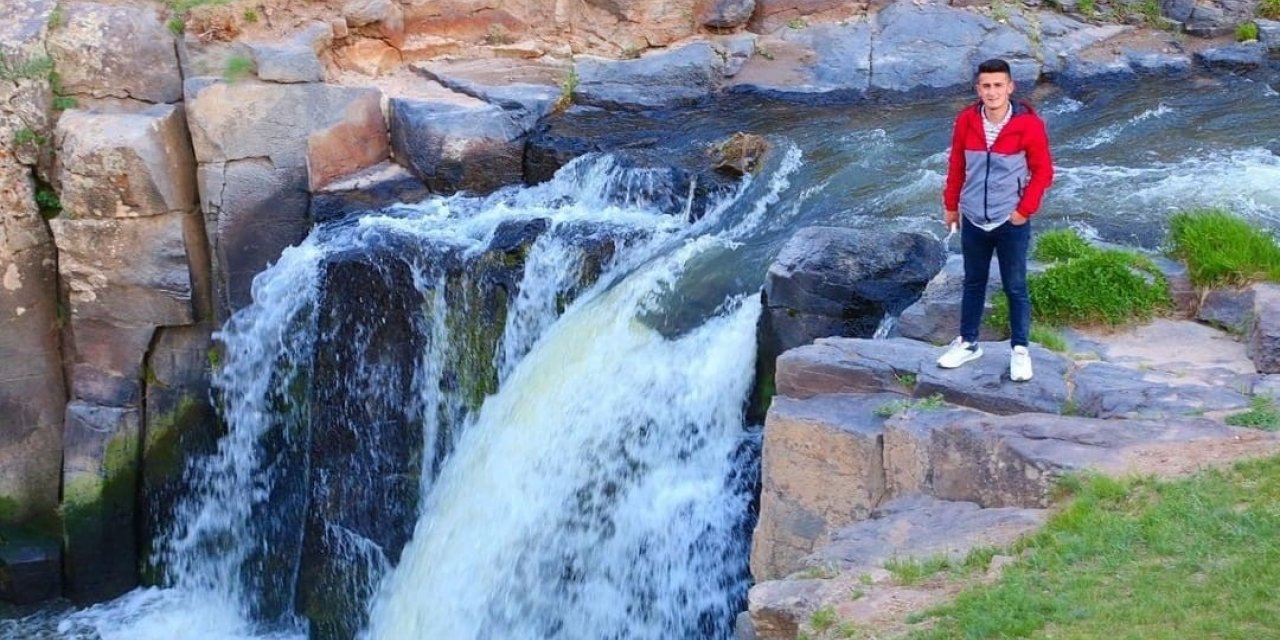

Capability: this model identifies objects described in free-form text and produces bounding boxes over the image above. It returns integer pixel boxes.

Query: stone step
[776,337,1070,415]
[746,495,1047,640]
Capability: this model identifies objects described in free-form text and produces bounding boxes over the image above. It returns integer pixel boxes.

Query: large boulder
[700,0,755,29]
[761,227,944,358]
[46,2,182,104]
[389,98,528,195]
[897,254,1007,345]
[310,162,431,224]
[186,80,386,316]
[870,3,1037,95]
[61,402,140,602]
[573,42,725,109]
[56,105,197,219]
[750,393,897,581]
[726,22,873,99]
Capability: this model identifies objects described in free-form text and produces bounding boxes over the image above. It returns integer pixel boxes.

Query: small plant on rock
[809,606,838,634]
[1260,0,1280,20]
[552,64,578,114]
[242,7,258,23]
[1237,21,1260,42]
[1226,395,1280,430]
[787,17,808,29]
[223,53,253,82]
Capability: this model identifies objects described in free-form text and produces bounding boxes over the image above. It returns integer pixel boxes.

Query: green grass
[1030,325,1067,352]
[909,456,1280,638]
[0,53,53,81]
[223,54,254,82]
[993,231,1170,329]
[1260,0,1280,20]
[1225,395,1280,430]
[810,606,838,634]
[1169,208,1280,287]
[1237,21,1259,41]
[1078,0,1096,15]
[1033,229,1093,263]
[874,394,945,418]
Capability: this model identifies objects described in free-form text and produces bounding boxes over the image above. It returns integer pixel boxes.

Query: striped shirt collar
[981,104,1013,148]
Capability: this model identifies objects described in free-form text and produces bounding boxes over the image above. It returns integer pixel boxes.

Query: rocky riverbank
[742,227,1280,639]
[2,0,1279,617]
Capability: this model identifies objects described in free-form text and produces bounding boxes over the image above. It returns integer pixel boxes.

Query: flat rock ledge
[744,318,1280,640]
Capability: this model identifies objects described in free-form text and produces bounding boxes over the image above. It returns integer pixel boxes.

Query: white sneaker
[1010,345,1034,382]
[937,337,983,369]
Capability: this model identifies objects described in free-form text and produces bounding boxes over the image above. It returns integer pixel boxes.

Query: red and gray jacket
[943,100,1054,226]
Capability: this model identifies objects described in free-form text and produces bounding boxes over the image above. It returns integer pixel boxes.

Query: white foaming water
[1042,97,1084,116]
[50,149,798,640]
[1070,102,1174,150]
[1054,147,1280,221]
[362,149,804,640]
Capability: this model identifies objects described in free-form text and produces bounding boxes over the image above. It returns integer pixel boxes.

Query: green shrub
[1236,21,1259,42]
[991,236,1169,329]
[1168,208,1280,287]
[52,95,77,110]
[1033,229,1094,263]
[1260,0,1280,20]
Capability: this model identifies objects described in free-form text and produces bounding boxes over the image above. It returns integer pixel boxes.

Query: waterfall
[53,145,803,639]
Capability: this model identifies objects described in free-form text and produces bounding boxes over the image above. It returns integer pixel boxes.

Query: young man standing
[937,58,1054,381]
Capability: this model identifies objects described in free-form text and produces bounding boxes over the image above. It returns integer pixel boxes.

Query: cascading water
[51,145,803,639]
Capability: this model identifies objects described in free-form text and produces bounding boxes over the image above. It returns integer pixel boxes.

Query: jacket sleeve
[942,112,967,212]
[1017,116,1054,217]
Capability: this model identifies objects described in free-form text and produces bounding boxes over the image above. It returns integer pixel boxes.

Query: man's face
[975,72,1015,111]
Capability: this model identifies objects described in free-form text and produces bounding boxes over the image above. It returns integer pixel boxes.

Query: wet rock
[711,132,769,176]
[897,254,1007,346]
[1195,42,1267,72]
[734,610,758,640]
[0,161,65,531]
[751,393,897,580]
[701,0,755,29]
[310,162,430,224]
[56,105,197,219]
[298,245,429,640]
[1197,286,1254,333]
[46,2,182,103]
[803,495,1047,572]
[61,402,140,603]
[0,526,61,604]
[389,98,527,195]
[574,42,724,110]
[775,337,1070,415]
[138,324,221,585]
[870,3,1037,95]
[186,80,385,317]
[1039,18,1130,80]
[1249,283,1280,373]
[1072,361,1251,419]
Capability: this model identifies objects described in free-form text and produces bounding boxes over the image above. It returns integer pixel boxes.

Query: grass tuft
[874,393,945,418]
[1029,325,1067,352]
[1225,395,1280,430]
[1033,228,1094,263]
[809,606,838,633]
[223,53,254,82]
[1236,21,1259,41]
[1260,0,1280,20]
[1168,208,1280,287]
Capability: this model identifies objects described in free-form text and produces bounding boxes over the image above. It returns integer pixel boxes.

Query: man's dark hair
[975,58,1012,79]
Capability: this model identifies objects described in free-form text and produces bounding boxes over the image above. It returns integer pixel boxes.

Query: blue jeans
[960,217,1030,347]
